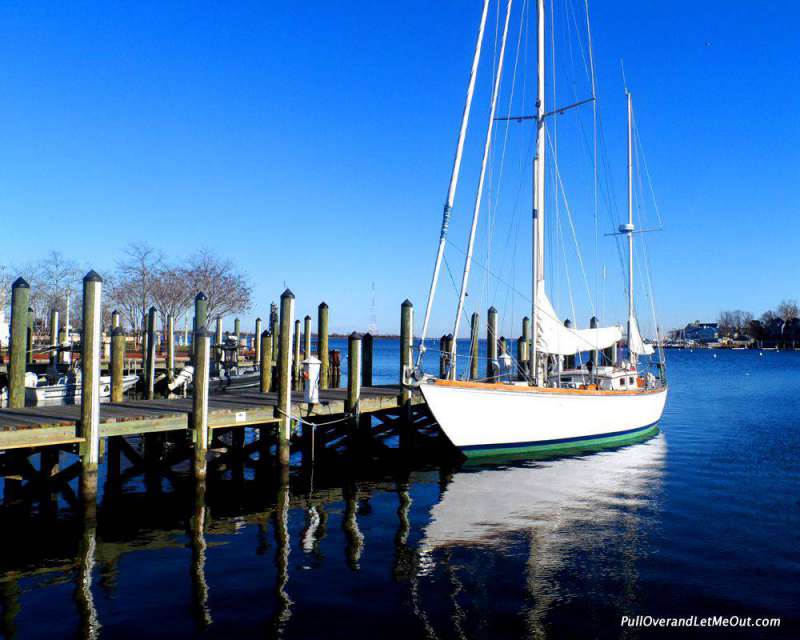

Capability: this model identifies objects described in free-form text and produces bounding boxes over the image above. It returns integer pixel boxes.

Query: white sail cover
[628,315,655,355]
[536,283,622,355]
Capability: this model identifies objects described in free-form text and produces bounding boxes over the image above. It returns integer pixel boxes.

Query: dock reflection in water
[0,433,672,639]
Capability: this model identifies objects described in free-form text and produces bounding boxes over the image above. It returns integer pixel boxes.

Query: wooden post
[193,292,208,362]
[487,306,498,380]
[111,309,120,329]
[400,299,413,404]
[192,327,211,480]
[590,316,600,368]
[259,330,272,392]
[234,318,240,343]
[166,314,175,381]
[293,319,301,380]
[521,316,531,379]
[276,289,295,467]
[111,327,126,403]
[318,302,329,389]
[347,332,362,423]
[145,306,157,400]
[270,302,279,362]
[517,335,525,380]
[303,315,312,360]
[563,319,575,369]
[362,332,373,387]
[79,271,103,500]
[469,312,480,380]
[26,307,34,365]
[215,316,223,345]
[439,335,447,378]
[8,278,30,409]
[49,308,60,367]
[254,317,262,366]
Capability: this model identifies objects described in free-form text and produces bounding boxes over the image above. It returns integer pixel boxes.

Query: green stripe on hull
[462,425,661,460]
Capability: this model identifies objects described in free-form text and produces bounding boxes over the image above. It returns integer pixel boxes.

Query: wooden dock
[0,385,421,450]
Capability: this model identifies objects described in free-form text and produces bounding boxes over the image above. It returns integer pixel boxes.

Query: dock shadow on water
[0,427,686,640]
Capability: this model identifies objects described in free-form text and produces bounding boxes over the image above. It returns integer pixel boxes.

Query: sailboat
[412,0,667,458]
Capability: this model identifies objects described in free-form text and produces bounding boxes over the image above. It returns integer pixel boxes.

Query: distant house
[683,321,719,343]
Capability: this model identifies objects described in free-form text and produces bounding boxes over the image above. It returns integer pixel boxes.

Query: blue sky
[0,1,797,337]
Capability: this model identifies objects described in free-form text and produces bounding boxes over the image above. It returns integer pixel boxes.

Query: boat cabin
[549,365,649,391]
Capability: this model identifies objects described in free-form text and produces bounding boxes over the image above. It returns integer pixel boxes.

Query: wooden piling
[259,330,272,393]
[303,315,312,361]
[521,316,531,379]
[563,319,575,369]
[193,292,208,361]
[26,307,34,365]
[79,271,103,500]
[192,327,211,480]
[234,318,241,343]
[270,302,279,362]
[49,308,59,366]
[254,317,262,366]
[318,302,329,389]
[111,309,120,329]
[590,316,599,367]
[439,335,447,378]
[8,278,30,409]
[487,306,498,380]
[293,319,301,380]
[166,314,175,381]
[111,327,126,403]
[469,312,479,380]
[276,289,295,467]
[347,332,362,423]
[362,332,373,387]
[400,300,413,405]
[145,306,157,400]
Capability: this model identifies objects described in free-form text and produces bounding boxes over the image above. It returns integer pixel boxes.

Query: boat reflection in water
[420,433,666,637]
[0,431,666,638]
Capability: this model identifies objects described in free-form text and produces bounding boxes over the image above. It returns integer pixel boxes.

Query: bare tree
[13,250,83,335]
[114,242,164,342]
[761,309,779,324]
[719,310,754,338]
[184,248,252,325]
[150,265,193,332]
[776,300,799,322]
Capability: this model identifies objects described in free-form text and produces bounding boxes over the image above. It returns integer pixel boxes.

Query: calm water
[0,345,798,638]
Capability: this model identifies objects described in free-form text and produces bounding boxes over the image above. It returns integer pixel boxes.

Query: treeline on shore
[2,243,252,338]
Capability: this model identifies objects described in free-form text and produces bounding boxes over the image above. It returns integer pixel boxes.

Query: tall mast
[416,0,491,368]
[624,89,636,365]
[529,0,546,385]
[449,0,514,378]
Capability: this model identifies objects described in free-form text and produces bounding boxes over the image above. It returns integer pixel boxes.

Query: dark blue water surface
[0,345,798,638]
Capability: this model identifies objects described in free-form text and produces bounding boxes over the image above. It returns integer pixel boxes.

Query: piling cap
[304,315,311,321]
[488,306,497,313]
[256,316,261,322]
[149,305,157,313]
[564,319,572,328]
[195,292,208,301]
[350,331,361,339]
[84,270,103,283]
[12,277,29,289]
[590,316,598,328]
[319,301,328,309]
[112,326,125,337]
[28,306,34,313]
[261,329,270,337]
[402,299,413,308]
[281,288,295,299]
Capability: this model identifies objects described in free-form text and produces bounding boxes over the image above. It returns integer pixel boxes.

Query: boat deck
[0,385,416,450]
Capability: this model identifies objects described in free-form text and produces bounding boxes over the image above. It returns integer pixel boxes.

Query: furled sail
[535,283,622,355]
[627,316,655,355]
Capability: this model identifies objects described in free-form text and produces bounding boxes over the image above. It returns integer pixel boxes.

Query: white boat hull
[26,374,139,405]
[420,380,667,457]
